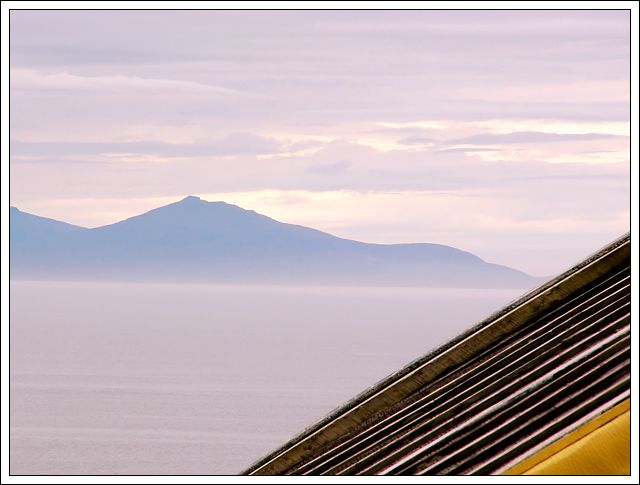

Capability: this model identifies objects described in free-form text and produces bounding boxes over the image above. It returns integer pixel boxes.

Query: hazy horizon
[9,195,627,280]
[9,10,631,275]
[11,194,543,287]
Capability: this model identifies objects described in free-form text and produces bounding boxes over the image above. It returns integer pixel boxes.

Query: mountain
[10,196,538,288]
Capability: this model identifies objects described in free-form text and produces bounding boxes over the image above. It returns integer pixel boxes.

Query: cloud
[450,131,619,145]
[436,147,502,154]
[212,133,282,156]
[11,133,282,159]
[397,136,437,146]
[11,45,175,67]
[307,160,352,174]
[455,80,629,104]
[473,120,629,136]
[11,68,257,98]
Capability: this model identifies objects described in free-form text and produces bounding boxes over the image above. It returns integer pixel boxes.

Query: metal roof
[244,233,631,475]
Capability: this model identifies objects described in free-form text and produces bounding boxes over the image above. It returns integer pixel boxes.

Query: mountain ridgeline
[10,196,537,288]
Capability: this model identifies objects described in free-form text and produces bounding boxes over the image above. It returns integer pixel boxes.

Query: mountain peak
[173,196,242,212]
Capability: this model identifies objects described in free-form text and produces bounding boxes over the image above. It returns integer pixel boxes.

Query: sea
[10,281,528,475]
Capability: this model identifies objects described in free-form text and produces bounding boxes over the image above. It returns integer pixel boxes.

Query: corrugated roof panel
[244,234,631,476]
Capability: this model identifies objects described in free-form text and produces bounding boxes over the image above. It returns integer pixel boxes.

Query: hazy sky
[9,10,630,275]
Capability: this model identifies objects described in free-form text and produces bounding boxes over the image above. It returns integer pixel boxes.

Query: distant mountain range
[10,196,539,288]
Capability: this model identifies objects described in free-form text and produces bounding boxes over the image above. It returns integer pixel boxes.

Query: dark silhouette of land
[10,196,539,288]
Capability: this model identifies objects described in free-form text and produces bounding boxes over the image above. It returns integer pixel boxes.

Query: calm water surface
[10,281,527,475]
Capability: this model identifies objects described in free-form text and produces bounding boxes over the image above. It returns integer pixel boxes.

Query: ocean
[10,281,527,475]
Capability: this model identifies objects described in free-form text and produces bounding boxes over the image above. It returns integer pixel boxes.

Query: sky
[9,9,631,276]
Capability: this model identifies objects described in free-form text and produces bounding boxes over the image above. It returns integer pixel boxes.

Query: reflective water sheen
[10,281,526,475]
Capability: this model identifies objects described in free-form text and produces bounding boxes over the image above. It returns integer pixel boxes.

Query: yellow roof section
[506,399,630,476]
